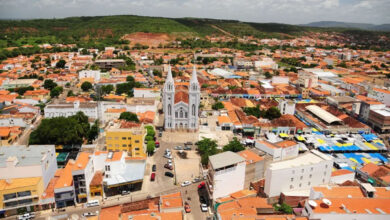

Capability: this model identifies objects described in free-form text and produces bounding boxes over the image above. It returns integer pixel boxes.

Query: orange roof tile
[331,169,354,177]
[275,140,297,148]
[237,150,263,164]
[309,198,390,214]
[72,152,91,171]
[174,91,188,104]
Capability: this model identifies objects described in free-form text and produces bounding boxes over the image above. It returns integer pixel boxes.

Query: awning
[279,133,289,138]
[243,128,255,133]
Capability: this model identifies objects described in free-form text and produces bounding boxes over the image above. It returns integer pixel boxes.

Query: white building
[255,140,299,161]
[207,151,246,200]
[272,76,289,84]
[133,88,160,99]
[78,70,101,83]
[264,150,333,197]
[0,145,57,189]
[297,70,318,88]
[44,101,98,120]
[254,58,278,70]
[368,88,390,106]
[0,117,27,127]
[278,99,296,115]
[163,65,200,130]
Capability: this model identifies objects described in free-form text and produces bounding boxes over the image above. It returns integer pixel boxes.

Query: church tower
[188,65,200,130]
[163,66,175,130]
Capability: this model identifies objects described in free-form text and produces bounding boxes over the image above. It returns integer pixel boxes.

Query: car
[199,196,207,204]
[86,200,99,207]
[165,149,171,153]
[198,181,205,189]
[164,164,173,170]
[181,181,192,187]
[165,172,174,177]
[163,154,172,159]
[167,159,172,163]
[121,191,130,195]
[17,213,34,220]
[82,211,99,217]
[192,177,201,183]
[200,203,208,212]
[155,141,160,148]
[152,164,156,172]
[174,146,182,150]
[184,202,191,213]
[150,172,156,181]
[184,146,191,150]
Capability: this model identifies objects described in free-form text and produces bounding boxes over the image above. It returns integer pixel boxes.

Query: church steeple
[164,65,174,93]
[166,65,173,82]
[190,65,199,92]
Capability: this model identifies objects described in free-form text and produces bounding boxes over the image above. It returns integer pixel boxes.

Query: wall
[212,161,246,200]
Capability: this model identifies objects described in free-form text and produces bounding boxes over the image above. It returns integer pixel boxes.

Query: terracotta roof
[237,150,264,164]
[331,169,354,177]
[309,198,390,214]
[275,140,297,148]
[160,192,183,209]
[90,171,103,186]
[174,91,188,104]
[99,205,122,220]
[106,152,123,162]
[72,152,91,171]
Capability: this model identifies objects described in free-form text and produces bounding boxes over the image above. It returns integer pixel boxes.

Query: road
[14,115,43,145]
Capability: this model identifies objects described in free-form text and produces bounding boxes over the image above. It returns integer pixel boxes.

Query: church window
[185,112,188,118]
[168,104,171,116]
[180,110,183,118]
[192,104,196,116]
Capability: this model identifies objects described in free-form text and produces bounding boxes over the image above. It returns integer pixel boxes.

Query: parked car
[192,177,202,183]
[174,146,182,150]
[86,200,99,207]
[155,141,160,148]
[82,211,99,217]
[17,213,34,220]
[163,154,172,159]
[200,203,208,212]
[184,146,191,150]
[199,195,207,204]
[164,164,173,170]
[181,181,191,187]
[150,172,156,181]
[184,202,191,213]
[152,164,156,172]
[121,191,130,195]
[165,172,174,177]
[198,182,205,189]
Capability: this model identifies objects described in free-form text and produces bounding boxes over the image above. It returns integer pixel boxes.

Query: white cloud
[0,0,388,24]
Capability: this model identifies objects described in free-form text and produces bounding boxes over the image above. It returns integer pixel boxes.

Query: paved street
[14,115,42,145]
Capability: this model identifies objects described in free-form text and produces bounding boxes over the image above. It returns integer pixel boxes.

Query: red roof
[174,91,188,104]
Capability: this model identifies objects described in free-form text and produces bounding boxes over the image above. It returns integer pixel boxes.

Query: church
[163,65,200,131]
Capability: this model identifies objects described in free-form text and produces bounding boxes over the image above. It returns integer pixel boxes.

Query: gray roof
[0,145,55,167]
[209,151,245,170]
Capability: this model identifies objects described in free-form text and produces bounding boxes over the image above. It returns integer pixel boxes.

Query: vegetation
[223,137,245,152]
[273,203,293,214]
[144,125,156,156]
[243,106,262,118]
[119,112,139,122]
[29,112,97,145]
[43,79,57,91]
[147,140,155,156]
[81,81,93,92]
[101,84,114,95]
[50,86,63,98]
[196,138,218,165]
[11,86,34,96]
[55,59,66,68]
[212,102,224,110]
[243,106,281,120]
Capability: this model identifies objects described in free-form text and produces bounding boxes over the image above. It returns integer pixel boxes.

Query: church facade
[163,65,200,131]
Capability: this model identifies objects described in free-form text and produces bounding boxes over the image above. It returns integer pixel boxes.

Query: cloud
[0,0,389,24]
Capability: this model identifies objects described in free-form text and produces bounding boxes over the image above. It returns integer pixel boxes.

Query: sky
[0,0,389,24]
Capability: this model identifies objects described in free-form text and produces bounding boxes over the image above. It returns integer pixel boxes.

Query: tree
[101,84,114,95]
[273,203,293,214]
[223,137,245,152]
[87,120,99,143]
[81,48,90,55]
[126,75,135,82]
[197,138,218,165]
[147,140,155,155]
[265,107,281,120]
[50,86,63,98]
[81,81,93,92]
[145,125,155,137]
[56,59,66,68]
[119,112,139,122]
[67,90,75,97]
[212,102,224,110]
[43,79,57,91]
[264,72,272,79]
[243,106,262,118]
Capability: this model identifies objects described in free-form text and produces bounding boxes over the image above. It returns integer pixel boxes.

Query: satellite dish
[323,198,332,206]
[308,200,318,208]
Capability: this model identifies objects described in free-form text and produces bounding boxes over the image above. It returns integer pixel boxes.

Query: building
[133,88,160,99]
[0,177,44,217]
[278,99,296,115]
[297,70,318,88]
[105,127,146,157]
[264,150,333,197]
[206,151,246,200]
[368,108,390,133]
[54,161,76,208]
[163,66,200,131]
[356,163,390,187]
[44,101,98,120]
[94,59,125,71]
[78,70,101,83]
[255,140,299,161]
[71,152,93,203]
[237,150,266,188]
[0,79,37,89]
[0,145,57,189]
[358,97,386,122]
[368,88,390,106]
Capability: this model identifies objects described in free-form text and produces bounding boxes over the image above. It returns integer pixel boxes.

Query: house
[105,127,146,157]
[44,101,98,120]
[255,140,299,161]
[237,150,265,188]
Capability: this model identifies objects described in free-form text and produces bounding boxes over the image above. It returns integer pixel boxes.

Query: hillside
[0,15,388,50]
[303,21,390,32]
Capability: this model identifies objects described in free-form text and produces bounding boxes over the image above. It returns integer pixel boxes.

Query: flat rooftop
[268,150,332,170]
[372,109,390,117]
[209,151,245,170]
[0,145,55,168]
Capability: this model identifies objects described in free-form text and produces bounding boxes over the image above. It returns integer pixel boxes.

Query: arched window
[192,104,196,116]
[180,110,183,118]
[168,104,171,116]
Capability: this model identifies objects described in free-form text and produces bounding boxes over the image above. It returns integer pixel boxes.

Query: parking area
[173,149,201,183]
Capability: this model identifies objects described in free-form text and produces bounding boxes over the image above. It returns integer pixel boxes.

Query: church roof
[174,91,189,104]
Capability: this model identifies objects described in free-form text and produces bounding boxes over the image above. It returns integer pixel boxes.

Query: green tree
[101,84,114,95]
[147,140,155,155]
[273,203,293,214]
[81,81,93,92]
[50,86,63,98]
[87,120,99,143]
[145,125,155,137]
[243,105,262,118]
[265,72,272,79]
[197,138,218,165]
[67,90,75,97]
[56,59,66,68]
[43,79,57,91]
[126,75,135,82]
[223,137,245,152]
[265,107,281,120]
[119,112,139,122]
[81,48,90,55]
[212,102,224,110]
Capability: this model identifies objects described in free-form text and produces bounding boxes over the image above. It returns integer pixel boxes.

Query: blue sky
[0,0,389,24]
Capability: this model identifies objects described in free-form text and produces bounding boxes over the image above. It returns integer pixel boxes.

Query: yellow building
[105,127,146,157]
[0,177,44,215]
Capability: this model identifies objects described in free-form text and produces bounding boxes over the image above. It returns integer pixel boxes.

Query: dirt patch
[5,27,38,33]
[122,32,173,47]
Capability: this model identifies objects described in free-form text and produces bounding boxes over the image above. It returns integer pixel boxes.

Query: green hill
[0,15,388,50]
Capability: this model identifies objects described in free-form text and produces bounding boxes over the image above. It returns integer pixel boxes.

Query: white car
[181,181,191,187]
[200,203,208,212]
[164,154,172,159]
[167,159,172,163]
[82,211,99,217]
